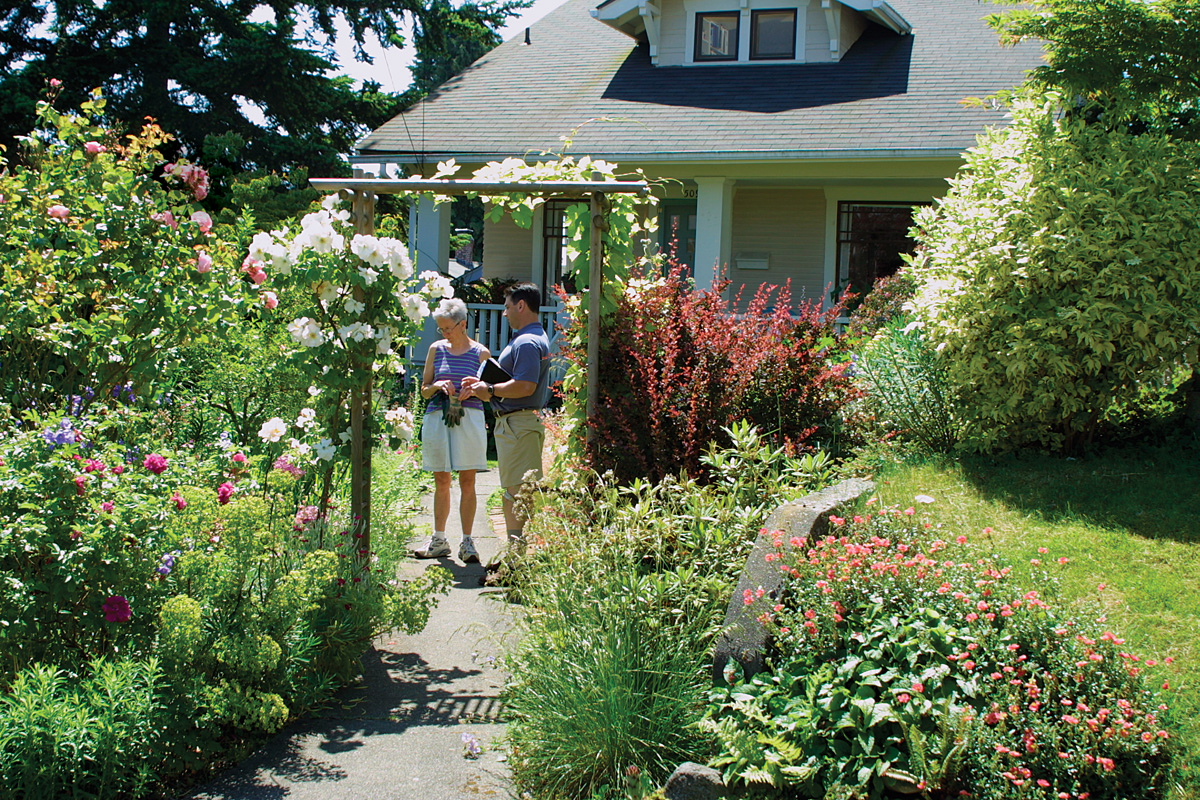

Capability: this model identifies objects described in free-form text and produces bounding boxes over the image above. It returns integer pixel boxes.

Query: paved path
[182,468,515,800]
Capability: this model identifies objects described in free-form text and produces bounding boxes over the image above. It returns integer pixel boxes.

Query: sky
[333,0,569,93]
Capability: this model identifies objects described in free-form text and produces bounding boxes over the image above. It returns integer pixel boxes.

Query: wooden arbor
[308,175,650,552]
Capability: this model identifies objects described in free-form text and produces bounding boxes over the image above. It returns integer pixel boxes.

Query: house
[354,0,1042,307]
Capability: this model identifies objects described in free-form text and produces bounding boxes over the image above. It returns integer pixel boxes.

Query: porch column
[693,176,734,289]
[409,195,452,275]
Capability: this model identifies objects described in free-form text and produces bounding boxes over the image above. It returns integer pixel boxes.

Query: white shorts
[421,406,488,473]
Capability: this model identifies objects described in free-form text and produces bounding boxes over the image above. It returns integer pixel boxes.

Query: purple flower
[142,453,168,475]
[102,595,131,623]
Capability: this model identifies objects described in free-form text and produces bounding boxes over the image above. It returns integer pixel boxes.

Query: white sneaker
[413,537,450,558]
[458,538,480,564]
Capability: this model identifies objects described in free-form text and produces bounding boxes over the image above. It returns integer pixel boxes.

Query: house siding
[730,187,828,304]
[658,1,688,65]
[482,214,534,280]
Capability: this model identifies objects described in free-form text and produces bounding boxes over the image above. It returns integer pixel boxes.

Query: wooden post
[586,191,607,444]
[349,172,376,552]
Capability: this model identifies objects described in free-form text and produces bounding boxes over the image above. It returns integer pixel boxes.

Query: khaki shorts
[494,410,545,489]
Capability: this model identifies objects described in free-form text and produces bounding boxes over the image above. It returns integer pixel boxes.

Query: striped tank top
[429,341,485,411]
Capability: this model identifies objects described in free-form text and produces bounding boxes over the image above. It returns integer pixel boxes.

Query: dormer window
[695,12,739,60]
[682,0,805,64]
[750,9,796,59]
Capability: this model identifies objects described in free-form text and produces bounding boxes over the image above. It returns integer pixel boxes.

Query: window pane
[696,12,739,60]
[835,202,927,298]
[751,10,795,59]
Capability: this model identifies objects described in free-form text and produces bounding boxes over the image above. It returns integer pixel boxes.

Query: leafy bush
[504,439,838,799]
[846,269,919,341]
[906,91,1200,452]
[0,89,251,414]
[558,266,857,483]
[711,509,1174,799]
[0,659,163,800]
[0,405,448,786]
[854,322,962,453]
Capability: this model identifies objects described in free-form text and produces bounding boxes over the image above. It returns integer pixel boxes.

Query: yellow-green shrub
[907,91,1200,451]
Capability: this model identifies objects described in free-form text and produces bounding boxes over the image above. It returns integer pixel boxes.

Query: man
[462,282,551,567]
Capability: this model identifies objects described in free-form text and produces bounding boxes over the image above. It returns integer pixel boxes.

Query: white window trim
[684,0,809,65]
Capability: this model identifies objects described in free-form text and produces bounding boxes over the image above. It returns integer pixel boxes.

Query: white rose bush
[246,193,448,470]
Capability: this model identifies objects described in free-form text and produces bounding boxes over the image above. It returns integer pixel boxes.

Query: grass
[872,440,1200,797]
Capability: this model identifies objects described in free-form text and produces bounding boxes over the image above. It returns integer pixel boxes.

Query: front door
[659,201,697,275]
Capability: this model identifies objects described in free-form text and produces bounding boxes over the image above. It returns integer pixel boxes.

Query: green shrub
[711,509,1174,799]
[0,659,163,800]
[906,90,1200,452]
[0,406,448,785]
[854,322,962,453]
[504,439,839,799]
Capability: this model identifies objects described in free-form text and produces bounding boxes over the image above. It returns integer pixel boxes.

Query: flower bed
[709,507,1174,799]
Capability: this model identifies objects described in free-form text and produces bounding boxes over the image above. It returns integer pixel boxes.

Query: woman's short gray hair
[432,297,468,324]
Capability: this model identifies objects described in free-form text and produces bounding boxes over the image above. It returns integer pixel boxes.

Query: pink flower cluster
[273,456,305,478]
[293,504,322,531]
[163,161,210,201]
[143,453,169,475]
[217,481,235,505]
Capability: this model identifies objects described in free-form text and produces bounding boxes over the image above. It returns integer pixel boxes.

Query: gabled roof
[356,0,1043,165]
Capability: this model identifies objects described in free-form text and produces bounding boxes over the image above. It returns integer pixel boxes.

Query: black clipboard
[478,358,512,384]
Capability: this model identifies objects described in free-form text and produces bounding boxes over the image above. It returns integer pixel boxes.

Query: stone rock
[664,761,725,800]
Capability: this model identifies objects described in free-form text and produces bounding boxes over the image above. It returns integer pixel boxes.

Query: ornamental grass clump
[710,509,1173,799]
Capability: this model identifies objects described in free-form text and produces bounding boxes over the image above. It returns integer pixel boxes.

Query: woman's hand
[435,379,458,399]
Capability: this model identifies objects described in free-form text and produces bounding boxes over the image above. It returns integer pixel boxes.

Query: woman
[413,298,490,563]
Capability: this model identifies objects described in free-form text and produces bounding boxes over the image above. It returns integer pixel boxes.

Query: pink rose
[152,211,178,230]
[262,291,278,309]
[111,464,124,475]
[190,210,213,233]
[231,452,247,463]
[249,269,267,285]
[217,481,235,505]
[142,453,168,475]
[84,141,106,154]
[195,251,213,273]
[49,78,62,88]
[100,501,114,513]
[73,475,88,496]
[171,492,187,510]
[47,204,69,219]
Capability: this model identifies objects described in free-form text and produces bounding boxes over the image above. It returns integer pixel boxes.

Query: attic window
[750,9,796,59]
[695,12,739,61]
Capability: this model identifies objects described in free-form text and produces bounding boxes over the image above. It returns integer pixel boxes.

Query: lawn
[875,442,1200,795]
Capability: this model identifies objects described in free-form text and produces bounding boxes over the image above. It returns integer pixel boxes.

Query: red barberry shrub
[560,266,859,483]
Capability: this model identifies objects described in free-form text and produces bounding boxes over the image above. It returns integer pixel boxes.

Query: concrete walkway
[182,467,515,800]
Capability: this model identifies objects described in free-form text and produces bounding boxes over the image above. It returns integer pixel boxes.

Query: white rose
[258,417,288,443]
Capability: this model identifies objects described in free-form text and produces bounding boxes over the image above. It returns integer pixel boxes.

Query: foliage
[556,265,857,483]
[905,91,1200,452]
[503,437,839,799]
[712,509,1174,799]
[0,0,529,193]
[0,659,163,800]
[0,90,252,415]
[873,442,1200,792]
[986,0,1200,139]
[853,321,962,453]
[845,268,918,341]
[0,406,449,786]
